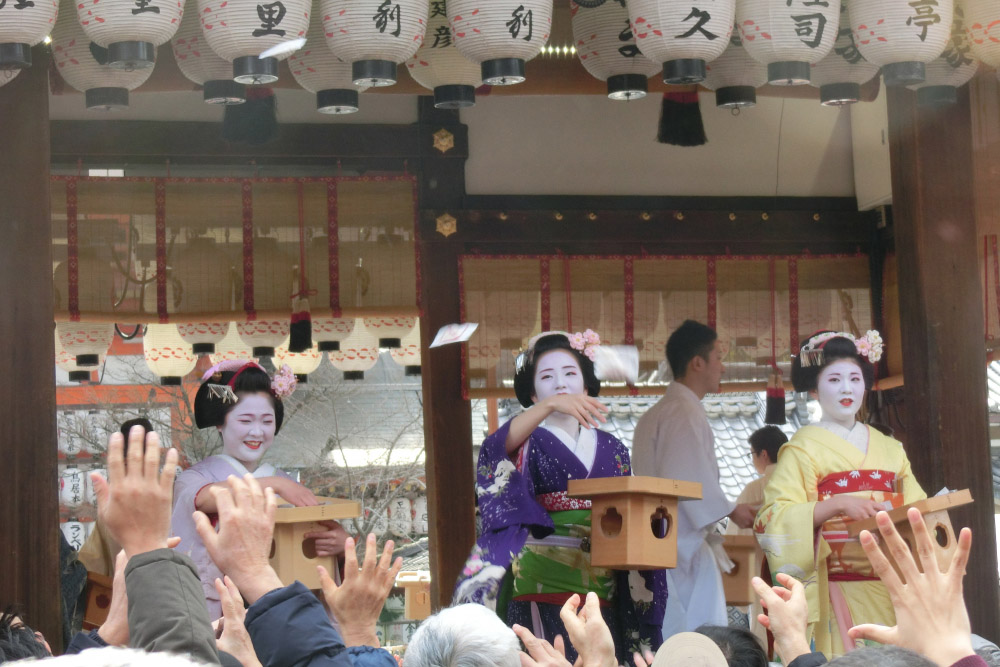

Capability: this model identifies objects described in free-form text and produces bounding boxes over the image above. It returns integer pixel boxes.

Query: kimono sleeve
[895,445,927,504]
[756,443,827,625]
[474,418,552,536]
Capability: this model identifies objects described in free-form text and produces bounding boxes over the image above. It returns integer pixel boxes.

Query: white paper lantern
[389,324,420,376]
[312,316,355,352]
[210,323,257,364]
[909,8,979,105]
[51,7,154,109]
[60,467,87,507]
[704,31,768,108]
[236,320,289,357]
[274,341,323,381]
[57,322,114,367]
[965,0,1000,69]
[570,0,660,99]
[0,0,58,69]
[362,315,416,349]
[810,1,880,105]
[412,495,428,534]
[54,331,104,383]
[447,0,553,85]
[144,323,198,385]
[737,0,840,85]
[388,497,412,536]
[61,520,87,550]
[848,0,954,86]
[405,0,482,108]
[320,0,428,87]
[85,468,107,505]
[288,9,366,113]
[328,323,378,380]
[57,410,83,458]
[76,0,184,69]
[198,0,310,84]
[177,321,230,355]
[367,507,389,537]
[171,7,244,103]
[628,0,735,84]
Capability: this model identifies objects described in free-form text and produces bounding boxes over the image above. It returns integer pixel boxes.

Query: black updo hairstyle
[513,333,601,408]
[194,364,285,434]
[790,332,874,393]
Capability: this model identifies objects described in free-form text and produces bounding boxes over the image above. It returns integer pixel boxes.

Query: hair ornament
[271,364,297,399]
[797,329,883,367]
[515,329,602,373]
[199,358,298,401]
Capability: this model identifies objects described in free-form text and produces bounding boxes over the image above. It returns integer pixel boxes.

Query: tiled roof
[985,362,1000,503]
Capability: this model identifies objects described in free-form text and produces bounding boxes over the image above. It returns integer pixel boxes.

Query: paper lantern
[57,410,83,458]
[60,467,87,508]
[312,316,355,352]
[627,0,735,84]
[570,0,660,99]
[198,0,310,84]
[144,323,198,385]
[809,2,880,105]
[412,495,428,534]
[388,497,412,536]
[328,322,378,380]
[321,0,428,87]
[86,468,107,504]
[362,315,416,349]
[404,0,482,108]
[288,9,366,113]
[171,236,235,312]
[908,8,979,106]
[57,322,114,367]
[447,0,553,85]
[848,0,954,86]
[0,0,57,69]
[274,341,323,382]
[965,0,1000,70]
[76,0,184,70]
[704,32,768,108]
[210,323,257,364]
[737,0,840,85]
[389,324,421,376]
[51,7,154,109]
[61,520,87,550]
[177,321,230,355]
[237,320,289,357]
[54,332,103,383]
[171,7,245,103]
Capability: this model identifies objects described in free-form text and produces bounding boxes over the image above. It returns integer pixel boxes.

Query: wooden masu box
[846,489,973,582]
[271,497,361,589]
[568,476,702,570]
[396,571,432,620]
[82,572,113,630]
[721,535,762,606]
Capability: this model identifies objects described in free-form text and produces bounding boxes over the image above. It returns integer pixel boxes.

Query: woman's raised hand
[834,496,883,522]
[542,394,609,429]
[259,476,319,507]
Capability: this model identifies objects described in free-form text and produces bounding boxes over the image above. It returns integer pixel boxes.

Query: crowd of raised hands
[4,425,997,667]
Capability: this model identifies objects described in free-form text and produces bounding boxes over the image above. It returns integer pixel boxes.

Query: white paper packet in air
[592,345,639,384]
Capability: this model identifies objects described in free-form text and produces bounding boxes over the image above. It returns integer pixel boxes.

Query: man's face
[694,340,725,393]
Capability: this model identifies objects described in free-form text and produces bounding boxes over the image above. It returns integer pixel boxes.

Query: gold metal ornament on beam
[436,213,458,238]
[433,128,455,154]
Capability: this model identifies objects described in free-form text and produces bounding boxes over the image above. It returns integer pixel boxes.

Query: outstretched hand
[214,576,262,667]
[91,425,178,558]
[751,573,810,665]
[318,533,401,648]
[558,593,616,667]
[513,624,571,667]
[848,508,974,667]
[543,394,609,430]
[194,474,283,605]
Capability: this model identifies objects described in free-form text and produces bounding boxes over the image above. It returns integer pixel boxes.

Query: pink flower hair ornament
[516,329,602,372]
[200,359,298,404]
[797,329,884,367]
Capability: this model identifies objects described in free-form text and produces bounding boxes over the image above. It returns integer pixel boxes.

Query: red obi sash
[817,469,897,497]
[536,491,592,512]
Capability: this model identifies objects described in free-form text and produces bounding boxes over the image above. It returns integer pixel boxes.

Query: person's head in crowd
[513,332,601,409]
[119,417,153,440]
[0,608,50,662]
[826,645,936,667]
[694,625,767,667]
[791,331,881,430]
[194,361,294,470]
[748,425,787,475]
[666,320,724,398]
[405,603,520,667]
[12,647,208,666]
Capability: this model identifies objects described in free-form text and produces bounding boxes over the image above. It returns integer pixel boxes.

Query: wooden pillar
[416,97,475,608]
[0,50,62,650]
[887,84,1000,641]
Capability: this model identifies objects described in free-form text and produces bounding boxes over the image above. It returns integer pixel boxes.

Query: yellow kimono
[756,424,925,658]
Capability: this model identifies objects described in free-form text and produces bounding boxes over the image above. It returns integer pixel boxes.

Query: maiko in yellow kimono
[756,424,926,658]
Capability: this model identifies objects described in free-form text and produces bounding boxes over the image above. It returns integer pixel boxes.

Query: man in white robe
[632,320,757,639]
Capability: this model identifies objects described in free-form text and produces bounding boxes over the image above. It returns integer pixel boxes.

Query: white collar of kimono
[540,422,597,474]
[216,453,277,478]
[814,421,869,453]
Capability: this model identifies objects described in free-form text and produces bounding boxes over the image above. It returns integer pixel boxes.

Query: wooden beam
[887,84,1000,642]
[0,48,62,652]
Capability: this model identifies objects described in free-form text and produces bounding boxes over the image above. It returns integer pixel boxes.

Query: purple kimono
[454,419,666,662]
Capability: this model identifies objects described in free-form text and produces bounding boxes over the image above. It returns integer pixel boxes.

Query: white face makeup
[532,349,585,403]
[813,358,866,429]
[218,392,276,469]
